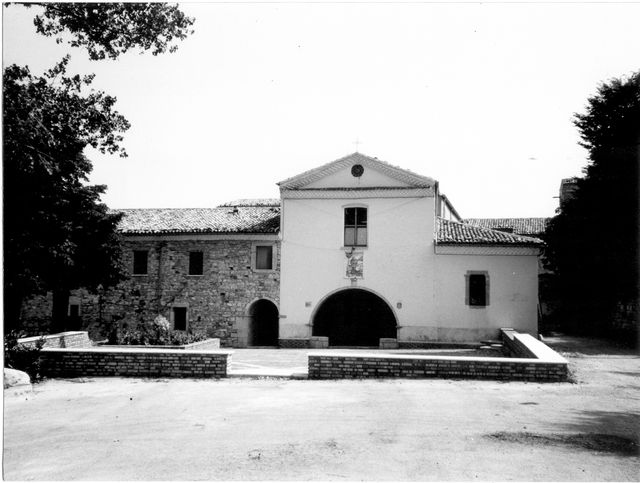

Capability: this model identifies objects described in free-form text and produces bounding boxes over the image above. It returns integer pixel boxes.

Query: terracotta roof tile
[463,217,549,236]
[116,206,280,235]
[438,218,543,246]
[218,199,280,207]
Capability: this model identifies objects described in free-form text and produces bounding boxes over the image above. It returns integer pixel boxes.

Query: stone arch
[311,287,398,347]
[246,298,279,346]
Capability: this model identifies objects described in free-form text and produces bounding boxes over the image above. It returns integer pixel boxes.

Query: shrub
[115,315,208,346]
[4,331,45,381]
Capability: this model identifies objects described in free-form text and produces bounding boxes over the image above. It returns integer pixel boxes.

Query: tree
[3,58,130,332]
[4,3,195,333]
[29,3,195,60]
[543,72,640,338]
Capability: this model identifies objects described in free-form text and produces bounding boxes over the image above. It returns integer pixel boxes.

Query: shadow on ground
[485,431,639,456]
[544,334,639,356]
[489,408,640,457]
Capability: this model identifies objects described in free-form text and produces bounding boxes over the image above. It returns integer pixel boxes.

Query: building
[21,153,544,347]
[277,153,541,346]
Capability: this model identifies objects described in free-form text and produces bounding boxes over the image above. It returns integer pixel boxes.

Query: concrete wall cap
[306,351,564,365]
[41,347,234,355]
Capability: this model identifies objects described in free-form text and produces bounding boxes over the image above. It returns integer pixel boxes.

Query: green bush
[4,331,45,381]
[115,315,208,346]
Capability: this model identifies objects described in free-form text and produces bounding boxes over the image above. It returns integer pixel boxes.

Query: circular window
[351,164,364,177]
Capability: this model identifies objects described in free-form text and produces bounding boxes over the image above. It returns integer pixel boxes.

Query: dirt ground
[3,335,639,481]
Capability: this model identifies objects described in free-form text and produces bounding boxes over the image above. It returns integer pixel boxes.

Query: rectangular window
[133,250,148,275]
[189,251,204,275]
[344,207,367,247]
[173,307,187,331]
[468,273,488,307]
[256,245,273,270]
[69,304,80,318]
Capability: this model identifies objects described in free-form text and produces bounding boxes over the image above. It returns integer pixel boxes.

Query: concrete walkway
[228,349,309,378]
[226,347,496,378]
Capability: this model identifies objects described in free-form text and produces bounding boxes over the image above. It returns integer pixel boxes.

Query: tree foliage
[543,71,640,337]
[4,3,195,333]
[3,57,130,331]
[30,2,195,60]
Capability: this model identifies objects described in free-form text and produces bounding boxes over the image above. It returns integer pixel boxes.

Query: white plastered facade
[278,153,539,343]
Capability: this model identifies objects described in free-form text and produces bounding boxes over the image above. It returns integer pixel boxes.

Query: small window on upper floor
[133,250,148,275]
[466,272,489,307]
[344,207,367,247]
[256,245,273,270]
[189,251,204,275]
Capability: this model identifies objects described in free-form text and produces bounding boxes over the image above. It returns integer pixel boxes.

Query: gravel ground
[3,335,639,481]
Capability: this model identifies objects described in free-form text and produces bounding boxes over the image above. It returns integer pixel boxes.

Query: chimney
[559,177,579,208]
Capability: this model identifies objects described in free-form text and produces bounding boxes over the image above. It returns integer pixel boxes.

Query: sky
[3,2,639,218]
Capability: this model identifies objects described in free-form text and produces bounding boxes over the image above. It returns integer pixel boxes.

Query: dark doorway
[313,289,396,346]
[248,299,279,346]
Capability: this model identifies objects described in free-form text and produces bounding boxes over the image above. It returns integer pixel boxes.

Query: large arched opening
[312,288,397,346]
[248,299,279,346]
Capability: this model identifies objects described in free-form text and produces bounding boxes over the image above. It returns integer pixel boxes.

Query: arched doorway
[312,288,397,346]
[248,299,279,346]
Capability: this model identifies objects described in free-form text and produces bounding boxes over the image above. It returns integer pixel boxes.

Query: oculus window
[344,207,367,247]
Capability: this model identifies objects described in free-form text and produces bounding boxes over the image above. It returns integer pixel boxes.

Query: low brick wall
[19,331,93,349]
[308,330,568,382]
[501,329,557,360]
[39,348,231,378]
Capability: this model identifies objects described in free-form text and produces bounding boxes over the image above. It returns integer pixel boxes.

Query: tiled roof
[116,206,280,234]
[219,199,280,207]
[437,218,543,246]
[463,218,549,236]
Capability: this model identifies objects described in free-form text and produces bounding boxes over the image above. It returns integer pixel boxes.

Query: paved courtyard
[3,336,639,480]
[227,347,495,377]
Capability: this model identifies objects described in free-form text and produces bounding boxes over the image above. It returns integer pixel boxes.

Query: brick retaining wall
[19,331,93,349]
[39,348,231,378]
[308,329,568,382]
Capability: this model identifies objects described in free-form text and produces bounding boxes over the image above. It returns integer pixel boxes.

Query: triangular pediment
[277,153,435,190]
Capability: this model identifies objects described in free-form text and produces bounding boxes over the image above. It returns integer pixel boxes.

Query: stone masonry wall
[20,237,280,347]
